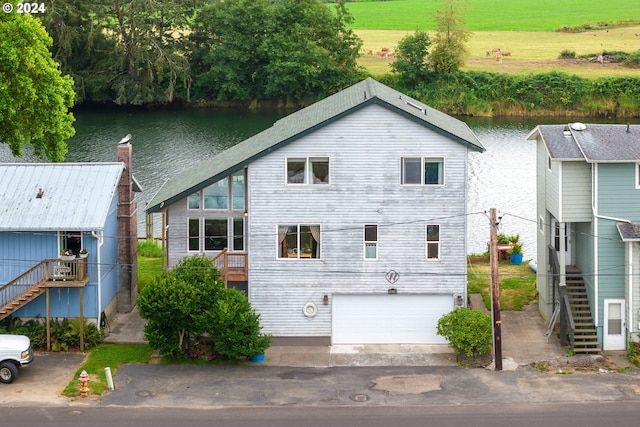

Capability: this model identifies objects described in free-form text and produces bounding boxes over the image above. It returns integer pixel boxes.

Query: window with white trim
[636,163,640,189]
[426,224,440,259]
[364,224,378,259]
[188,217,245,252]
[401,157,444,185]
[287,157,329,184]
[278,224,321,259]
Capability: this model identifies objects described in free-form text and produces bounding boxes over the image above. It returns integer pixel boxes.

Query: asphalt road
[1,402,639,427]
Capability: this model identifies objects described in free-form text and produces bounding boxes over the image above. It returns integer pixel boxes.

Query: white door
[551,219,571,265]
[603,299,625,350]
[331,294,453,344]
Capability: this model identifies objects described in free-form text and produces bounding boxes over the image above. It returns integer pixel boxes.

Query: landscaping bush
[437,307,492,357]
[138,254,270,361]
[0,317,103,351]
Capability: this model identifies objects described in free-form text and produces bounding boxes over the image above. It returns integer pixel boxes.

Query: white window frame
[401,157,445,185]
[187,192,200,210]
[286,157,330,185]
[426,224,440,260]
[636,163,640,189]
[278,224,321,259]
[364,224,378,260]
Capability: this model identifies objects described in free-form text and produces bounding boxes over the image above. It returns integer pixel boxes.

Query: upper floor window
[364,224,378,259]
[426,224,440,259]
[287,157,329,184]
[187,170,246,211]
[636,163,640,189]
[401,157,444,185]
[278,224,321,259]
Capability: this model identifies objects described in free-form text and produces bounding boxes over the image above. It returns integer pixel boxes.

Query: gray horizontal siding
[248,105,469,337]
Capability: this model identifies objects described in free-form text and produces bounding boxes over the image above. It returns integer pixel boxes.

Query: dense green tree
[429,0,471,74]
[259,0,363,102]
[390,30,432,86]
[41,0,199,105]
[0,8,75,161]
[192,0,363,103]
[190,0,272,101]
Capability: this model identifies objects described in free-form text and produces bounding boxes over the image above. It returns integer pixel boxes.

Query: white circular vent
[570,122,586,131]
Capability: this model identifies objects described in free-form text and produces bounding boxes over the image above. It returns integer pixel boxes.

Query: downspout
[92,230,104,321]
[628,243,633,341]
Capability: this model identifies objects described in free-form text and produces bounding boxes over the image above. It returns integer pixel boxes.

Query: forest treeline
[41,0,640,116]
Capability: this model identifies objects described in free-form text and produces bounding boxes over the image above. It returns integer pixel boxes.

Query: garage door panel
[332,294,453,344]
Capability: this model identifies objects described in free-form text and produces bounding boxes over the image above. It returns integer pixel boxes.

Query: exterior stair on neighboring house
[565,270,600,354]
[0,283,47,321]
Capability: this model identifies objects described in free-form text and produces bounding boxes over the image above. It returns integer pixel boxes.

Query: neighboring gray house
[529,123,640,352]
[147,78,484,345]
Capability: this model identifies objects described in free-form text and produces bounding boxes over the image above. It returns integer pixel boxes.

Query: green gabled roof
[146,78,484,213]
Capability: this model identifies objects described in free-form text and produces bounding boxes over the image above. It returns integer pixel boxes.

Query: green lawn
[467,258,538,311]
[341,0,640,32]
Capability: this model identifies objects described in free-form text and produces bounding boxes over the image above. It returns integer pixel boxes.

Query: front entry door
[551,219,571,265]
[603,299,625,350]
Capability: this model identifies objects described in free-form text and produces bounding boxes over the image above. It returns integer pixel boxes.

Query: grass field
[342,0,640,32]
[356,26,640,78]
[467,259,538,311]
[340,0,640,78]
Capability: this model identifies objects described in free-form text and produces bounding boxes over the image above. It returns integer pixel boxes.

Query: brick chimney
[117,137,138,312]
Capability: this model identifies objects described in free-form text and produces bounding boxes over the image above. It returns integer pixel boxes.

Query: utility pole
[490,208,503,371]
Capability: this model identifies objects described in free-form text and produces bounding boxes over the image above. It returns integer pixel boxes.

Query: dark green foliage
[393,70,640,117]
[138,255,270,360]
[209,288,271,358]
[0,317,103,351]
[437,308,492,357]
[390,31,432,85]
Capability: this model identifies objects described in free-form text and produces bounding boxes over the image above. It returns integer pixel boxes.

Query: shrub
[559,49,576,59]
[437,308,492,357]
[138,254,271,361]
[0,317,102,351]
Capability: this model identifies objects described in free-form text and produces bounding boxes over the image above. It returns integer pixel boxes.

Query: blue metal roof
[0,163,124,231]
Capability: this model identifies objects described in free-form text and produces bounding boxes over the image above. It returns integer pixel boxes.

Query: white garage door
[332,294,453,344]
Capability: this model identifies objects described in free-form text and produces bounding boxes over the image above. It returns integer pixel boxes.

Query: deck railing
[0,258,89,308]
[211,248,248,283]
[548,245,575,350]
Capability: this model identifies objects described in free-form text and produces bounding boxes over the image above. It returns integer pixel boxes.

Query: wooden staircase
[0,258,89,321]
[565,271,600,354]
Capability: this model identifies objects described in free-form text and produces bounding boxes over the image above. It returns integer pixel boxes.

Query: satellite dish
[570,123,586,131]
[118,134,132,144]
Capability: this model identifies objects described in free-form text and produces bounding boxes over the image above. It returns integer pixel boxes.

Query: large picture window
[278,224,321,259]
[426,224,440,259]
[205,218,228,251]
[402,157,444,185]
[287,157,329,184]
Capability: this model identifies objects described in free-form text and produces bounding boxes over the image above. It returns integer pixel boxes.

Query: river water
[3,108,638,259]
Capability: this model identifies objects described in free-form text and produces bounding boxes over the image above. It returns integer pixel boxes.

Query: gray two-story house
[529,123,640,352]
[147,78,484,345]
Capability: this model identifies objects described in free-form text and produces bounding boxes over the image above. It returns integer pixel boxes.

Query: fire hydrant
[78,370,90,397]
